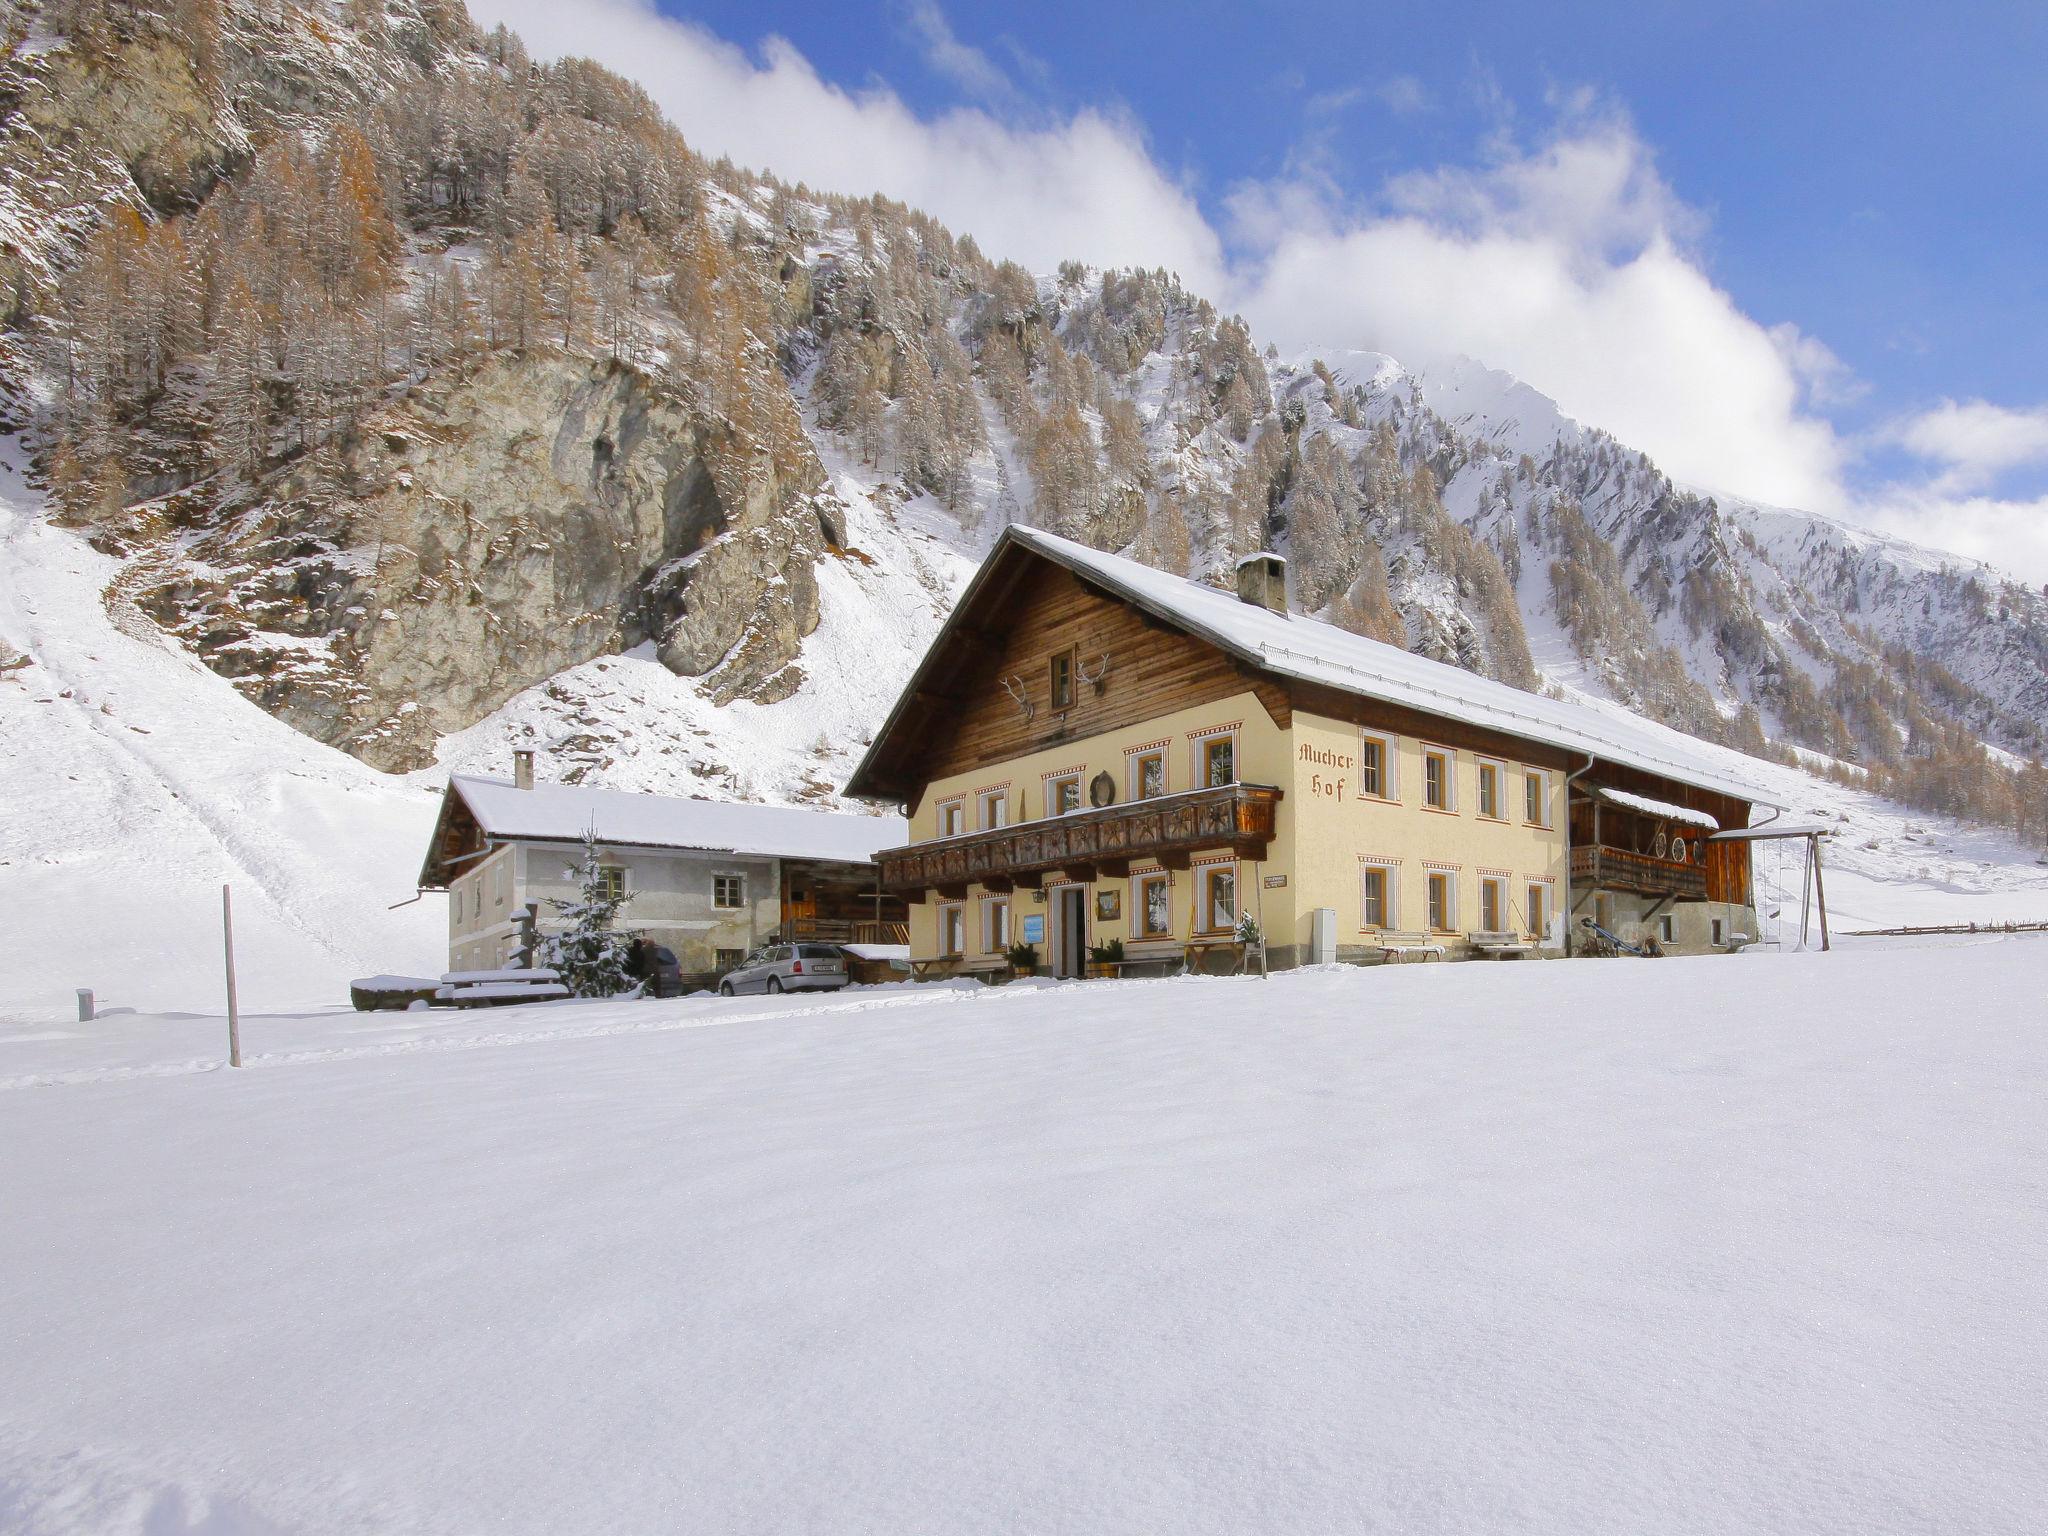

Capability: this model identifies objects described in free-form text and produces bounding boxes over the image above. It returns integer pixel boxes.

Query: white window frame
[1658,914,1675,943]
[1425,867,1458,932]
[1524,768,1552,828]
[1421,745,1456,813]
[976,786,1010,830]
[1132,869,1172,939]
[1479,874,1508,933]
[1526,880,1554,941]
[1194,859,1238,935]
[1476,757,1507,821]
[936,796,967,839]
[1188,722,1242,791]
[1357,730,1398,802]
[1046,773,1083,818]
[981,894,1011,953]
[939,903,965,956]
[1359,859,1398,930]
[712,872,746,910]
[1128,745,1169,802]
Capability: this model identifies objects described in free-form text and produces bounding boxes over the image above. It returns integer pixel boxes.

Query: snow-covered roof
[1593,787,1721,830]
[995,526,1784,808]
[449,776,907,864]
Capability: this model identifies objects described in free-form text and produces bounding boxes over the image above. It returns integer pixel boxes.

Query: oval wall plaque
[1088,770,1116,808]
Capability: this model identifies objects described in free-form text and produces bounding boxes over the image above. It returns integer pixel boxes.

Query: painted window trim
[1194,860,1240,936]
[1130,867,1173,940]
[1420,743,1458,813]
[1523,767,1553,828]
[980,893,1011,953]
[937,902,966,957]
[935,794,968,839]
[1475,757,1509,822]
[1188,722,1243,790]
[1044,771,1085,818]
[1423,865,1459,933]
[1478,872,1509,932]
[1356,729,1399,802]
[974,783,1012,830]
[1525,877,1556,940]
[1127,744,1170,802]
[1358,857,1400,931]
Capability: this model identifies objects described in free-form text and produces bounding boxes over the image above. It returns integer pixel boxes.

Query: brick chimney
[513,748,535,790]
[1235,552,1288,614]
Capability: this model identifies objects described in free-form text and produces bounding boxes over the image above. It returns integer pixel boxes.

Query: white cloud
[464,0,1227,291]
[1376,76,1431,117]
[466,1,2047,582]
[1893,398,2048,488]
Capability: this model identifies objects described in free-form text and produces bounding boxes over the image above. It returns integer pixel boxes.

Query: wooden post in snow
[223,883,243,1068]
[1811,834,1831,953]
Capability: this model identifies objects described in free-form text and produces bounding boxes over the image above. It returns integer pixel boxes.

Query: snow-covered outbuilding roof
[850,524,1786,808]
[421,775,907,888]
[1593,786,1722,830]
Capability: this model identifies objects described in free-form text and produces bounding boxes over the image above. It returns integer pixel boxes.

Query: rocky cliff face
[111,352,831,769]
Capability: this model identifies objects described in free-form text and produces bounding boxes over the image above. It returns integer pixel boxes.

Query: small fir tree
[542,831,638,996]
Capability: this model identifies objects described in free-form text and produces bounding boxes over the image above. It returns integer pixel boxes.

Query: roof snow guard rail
[1251,639,1766,802]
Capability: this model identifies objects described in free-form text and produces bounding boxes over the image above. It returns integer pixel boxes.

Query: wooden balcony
[1571,844,1707,901]
[879,783,1283,898]
[782,919,911,946]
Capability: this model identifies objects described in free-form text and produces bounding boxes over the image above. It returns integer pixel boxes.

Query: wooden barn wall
[1579,761,1755,906]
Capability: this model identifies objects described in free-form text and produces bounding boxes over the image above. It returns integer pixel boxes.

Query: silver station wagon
[716,943,848,996]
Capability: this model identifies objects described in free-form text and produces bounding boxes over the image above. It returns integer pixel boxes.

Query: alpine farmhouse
[846,526,1783,976]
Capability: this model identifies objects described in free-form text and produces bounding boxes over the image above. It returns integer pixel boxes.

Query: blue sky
[476,0,2048,581]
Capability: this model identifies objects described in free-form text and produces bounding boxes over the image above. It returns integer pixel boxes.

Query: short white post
[76,988,94,1023]
[222,883,243,1068]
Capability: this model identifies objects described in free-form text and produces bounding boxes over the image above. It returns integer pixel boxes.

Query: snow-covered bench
[434,968,569,1008]
[1372,931,1445,962]
[1470,932,1534,959]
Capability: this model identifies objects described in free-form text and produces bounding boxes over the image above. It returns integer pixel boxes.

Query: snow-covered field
[2,941,2044,1533]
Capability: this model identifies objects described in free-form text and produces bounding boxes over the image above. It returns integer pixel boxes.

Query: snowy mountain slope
[0,442,446,1018]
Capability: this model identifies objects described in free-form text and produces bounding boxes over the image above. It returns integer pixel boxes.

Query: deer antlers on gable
[1000,673,1035,721]
[1077,652,1111,694]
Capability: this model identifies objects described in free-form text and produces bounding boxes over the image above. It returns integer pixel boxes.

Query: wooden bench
[1371,931,1446,962]
[1109,941,1186,978]
[909,956,1011,982]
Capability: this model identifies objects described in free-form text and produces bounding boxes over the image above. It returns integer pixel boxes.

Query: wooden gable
[848,544,1282,805]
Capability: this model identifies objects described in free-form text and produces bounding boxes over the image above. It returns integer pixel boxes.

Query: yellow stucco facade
[904,690,1572,971]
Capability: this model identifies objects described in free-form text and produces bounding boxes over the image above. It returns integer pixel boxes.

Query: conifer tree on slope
[542,831,638,997]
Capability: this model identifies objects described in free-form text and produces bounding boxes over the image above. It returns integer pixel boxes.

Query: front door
[1054,886,1088,979]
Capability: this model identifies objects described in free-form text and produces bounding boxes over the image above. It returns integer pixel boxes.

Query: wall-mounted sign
[1095,889,1121,921]
[1263,874,1288,888]
[1021,913,1045,944]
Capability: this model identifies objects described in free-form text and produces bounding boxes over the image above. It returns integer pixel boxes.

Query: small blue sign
[1021,913,1045,944]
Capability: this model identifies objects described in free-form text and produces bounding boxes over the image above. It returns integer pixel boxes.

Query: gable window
[1527,882,1550,941]
[1135,872,1171,938]
[1477,760,1504,820]
[1479,875,1506,933]
[1426,869,1456,932]
[1423,747,1454,811]
[1200,865,1237,934]
[977,788,1009,830]
[940,904,965,956]
[1524,769,1551,827]
[713,873,745,910]
[1360,863,1395,929]
[1049,649,1075,711]
[938,798,965,838]
[1358,732,1396,800]
[1132,748,1166,801]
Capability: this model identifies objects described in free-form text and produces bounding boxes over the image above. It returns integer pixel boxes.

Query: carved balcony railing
[1571,844,1707,901]
[879,783,1283,898]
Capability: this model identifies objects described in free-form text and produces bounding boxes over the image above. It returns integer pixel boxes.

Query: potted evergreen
[1004,940,1040,979]
[1087,937,1125,978]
